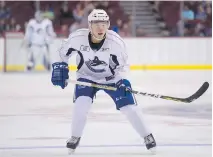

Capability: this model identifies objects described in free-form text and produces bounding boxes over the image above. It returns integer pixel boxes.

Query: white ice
[0,71,211,157]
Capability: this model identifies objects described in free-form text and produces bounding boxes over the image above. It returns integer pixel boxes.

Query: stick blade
[185,82,209,103]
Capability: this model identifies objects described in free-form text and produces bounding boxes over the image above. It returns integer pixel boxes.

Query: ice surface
[0,71,211,157]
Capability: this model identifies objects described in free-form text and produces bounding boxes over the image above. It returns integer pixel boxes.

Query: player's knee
[75,96,92,105]
[119,104,137,114]
[74,78,98,102]
[74,96,92,114]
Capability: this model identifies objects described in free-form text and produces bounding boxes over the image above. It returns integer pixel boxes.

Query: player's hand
[115,79,132,96]
[51,62,69,89]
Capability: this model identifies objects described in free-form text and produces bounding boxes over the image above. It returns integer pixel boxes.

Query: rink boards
[0,38,211,71]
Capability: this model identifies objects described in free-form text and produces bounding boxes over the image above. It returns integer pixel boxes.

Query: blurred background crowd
[0,1,212,37]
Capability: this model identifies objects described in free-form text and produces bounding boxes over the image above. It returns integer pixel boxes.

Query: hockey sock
[71,96,92,137]
[120,105,151,137]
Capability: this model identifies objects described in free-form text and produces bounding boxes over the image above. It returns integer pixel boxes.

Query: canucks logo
[85,56,107,73]
[36,28,43,34]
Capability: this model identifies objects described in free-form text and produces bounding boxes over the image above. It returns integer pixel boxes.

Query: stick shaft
[67,79,161,98]
[67,79,117,91]
[66,79,208,103]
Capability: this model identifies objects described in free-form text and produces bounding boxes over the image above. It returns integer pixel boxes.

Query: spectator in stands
[43,4,55,20]
[152,1,160,13]
[69,21,81,33]
[79,1,94,28]
[73,3,84,22]
[127,15,133,34]
[182,5,194,21]
[0,1,10,19]
[204,6,212,36]
[7,18,21,31]
[101,1,109,10]
[193,23,205,36]
[205,1,212,8]
[206,6,212,19]
[201,1,212,8]
[136,27,146,37]
[95,1,109,10]
[183,27,191,36]
[186,1,197,12]
[57,24,69,37]
[175,20,184,36]
[181,4,195,34]
[60,4,73,19]
[0,19,7,35]
[119,23,132,37]
[107,8,114,17]
[195,5,207,21]
[112,19,123,33]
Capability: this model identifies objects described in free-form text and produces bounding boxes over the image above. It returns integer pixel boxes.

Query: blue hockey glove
[51,62,69,89]
[116,79,132,96]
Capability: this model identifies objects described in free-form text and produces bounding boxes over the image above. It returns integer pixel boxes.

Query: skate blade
[149,147,157,155]
[68,148,75,155]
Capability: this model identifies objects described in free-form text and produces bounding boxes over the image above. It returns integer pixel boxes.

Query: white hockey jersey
[59,29,129,84]
[25,18,56,46]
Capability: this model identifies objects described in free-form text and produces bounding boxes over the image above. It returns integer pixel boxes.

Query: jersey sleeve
[110,41,130,79]
[58,34,77,63]
[24,20,33,44]
[46,20,56,38]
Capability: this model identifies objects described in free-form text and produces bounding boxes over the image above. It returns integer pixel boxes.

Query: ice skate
[144,133,156,154]
[66,136,81,154]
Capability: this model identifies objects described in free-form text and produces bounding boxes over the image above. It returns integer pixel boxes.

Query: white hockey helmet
[88,9,110,41]
[88,9,110,28]
[35,11,43,22]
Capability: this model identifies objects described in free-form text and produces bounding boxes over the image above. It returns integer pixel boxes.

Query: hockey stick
[67,79,209,103]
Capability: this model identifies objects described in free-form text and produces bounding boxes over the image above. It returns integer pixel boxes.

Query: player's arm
[113,42,131,95]
[44,20,56,45]
[46,21,56,38]
[24,21,33,46]
[58,35,77,63]
[51,34,77,89]
[110,42,129,78]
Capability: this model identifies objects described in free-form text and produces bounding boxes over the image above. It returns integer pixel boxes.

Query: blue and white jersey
[58,29,129,84]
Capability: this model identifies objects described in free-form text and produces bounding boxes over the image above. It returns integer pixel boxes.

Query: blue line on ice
[0,144,211,150]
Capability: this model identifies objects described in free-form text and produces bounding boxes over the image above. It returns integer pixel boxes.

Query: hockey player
[24,11,56,71]
[51,9,156,153]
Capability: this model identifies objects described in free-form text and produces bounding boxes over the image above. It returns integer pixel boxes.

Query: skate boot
[66,136,81,154]
[144,133,156,154]
[26,62,34,71]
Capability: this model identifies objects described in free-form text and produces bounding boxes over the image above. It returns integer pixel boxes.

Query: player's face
[35,13,44,23]
[91,21,109,39]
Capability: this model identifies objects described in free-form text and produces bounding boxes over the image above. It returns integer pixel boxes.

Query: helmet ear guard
[107,21,110,29]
